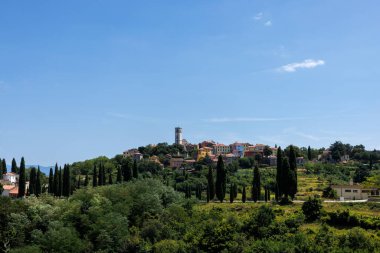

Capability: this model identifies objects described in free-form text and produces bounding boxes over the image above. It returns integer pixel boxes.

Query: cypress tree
[62,164,71,197]
[1,159,6,174]
[58,167,62,197]
[93,164,97,187]
[307,146,312,161]
[281,157,291,199]
[288,145,298,199]
[53,165,59,196]
[242,186,246,203]
[98,163,103,186]
[122,159,133,182]
[18,157,26,198]
[11,158,18,173]
[229,183,234,203]
[252,166,261,202]
[215,155,226,203]
[234,184,238,198]
[133,160,138,179]
[108,171,113,184]
[102,165,106,185]
[48,168,53,194]
[276,147,283,201]
[116,166,122,183]
[29,167,37,195]
[36,167,41,197]
[207,166,215,200]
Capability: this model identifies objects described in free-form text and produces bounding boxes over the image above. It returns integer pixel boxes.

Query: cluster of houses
[0,172,29,198]
[123,140,305,169]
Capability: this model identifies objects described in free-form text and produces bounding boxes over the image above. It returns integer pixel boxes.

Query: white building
[331,180,379,200]
[3,172,19,184]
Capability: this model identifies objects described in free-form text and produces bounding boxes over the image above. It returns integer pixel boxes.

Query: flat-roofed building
[331,180,379,200]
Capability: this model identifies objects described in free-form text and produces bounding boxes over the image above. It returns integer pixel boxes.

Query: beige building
[170,157,184,168]
[331,180,379,200]
[212,144,231,155]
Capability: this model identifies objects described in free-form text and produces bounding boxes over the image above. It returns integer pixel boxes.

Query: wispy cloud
[107,112,130,119]
[264,20,272,26]
[278,59,325,72]
[253,12,263,20]
[205,117,306,123]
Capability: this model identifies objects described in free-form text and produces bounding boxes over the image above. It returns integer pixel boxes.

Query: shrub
[302,197,322,222]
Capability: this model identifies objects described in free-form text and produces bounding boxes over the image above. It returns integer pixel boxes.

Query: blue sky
[1,0,379,165]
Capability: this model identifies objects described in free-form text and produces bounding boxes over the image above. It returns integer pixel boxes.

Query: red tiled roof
[3,185,16,191]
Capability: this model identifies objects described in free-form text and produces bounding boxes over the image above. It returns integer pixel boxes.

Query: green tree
[276,147,283,201]
[53,164,59,196]
[62,164,71,197]
[58,167,62,197]
[93,164,97,187]
[48,168,53,194]
[122,158,133,182]
[133,160,138,179]
[84,173,89,187]
[281,157,291,200]
[207,166,215,200]
[116,166,122,183]
[263,145,273,157]
[11,158,18,173]
[29,167,36,195]
[36,167,41,196]
[206,184,210,203]
[307,146,312,161]
[302,197,322,221]
[252,166,261,202]
[288,145,298,199]
[18,157,26,198]
[215,155,226,202]
[242,186,246,203]
[108,170,113,184]
[98,163,104,186]
[1,159,6,174]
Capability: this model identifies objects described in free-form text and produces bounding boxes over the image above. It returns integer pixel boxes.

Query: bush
[322,186,337,199]
[302,197,322,222]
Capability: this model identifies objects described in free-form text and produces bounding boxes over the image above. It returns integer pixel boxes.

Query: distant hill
[4,165,52,176]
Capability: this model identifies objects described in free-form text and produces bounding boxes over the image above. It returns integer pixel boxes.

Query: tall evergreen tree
[36,167,41,197]
[93,164,97,187]
[84,173,89,187]
[108,171,113,185]
[252,165,261,202]
[281,157,291,199]
[53,164,59,196]
[307,146,312,161]
[48,168,53,194]
[215,155,226,202]
[102,165,106,185]
[288,145,298,199]
[1,159,6,174]
[276,147,283,201]
[98,163,103,186]
[58,167,63,197]
[122,159,133,182]
[18,157,26,198]
[133,160,138,179]
[29,167,37,195]
[242,186,247,203]
[11,158,18,173]
[116,166,122,183]
[207,166,215,200]
[62,164,71,197]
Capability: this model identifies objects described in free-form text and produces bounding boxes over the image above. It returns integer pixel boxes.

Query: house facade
[331,180,379,200]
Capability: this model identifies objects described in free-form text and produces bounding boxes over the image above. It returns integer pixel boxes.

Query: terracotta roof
[9,186,19,194]
[3,185,16,191]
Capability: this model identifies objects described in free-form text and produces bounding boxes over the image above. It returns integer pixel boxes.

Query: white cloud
[253,12,263,20]
[278,59,325,72]
[264,20,272,26]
